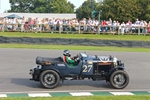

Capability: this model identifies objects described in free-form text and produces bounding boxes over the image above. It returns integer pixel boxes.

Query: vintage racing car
[29,51,129,89]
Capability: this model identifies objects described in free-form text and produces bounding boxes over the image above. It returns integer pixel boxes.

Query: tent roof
[4,14,22,19]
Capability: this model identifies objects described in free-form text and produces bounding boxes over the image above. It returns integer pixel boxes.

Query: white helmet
[63,50,71,56]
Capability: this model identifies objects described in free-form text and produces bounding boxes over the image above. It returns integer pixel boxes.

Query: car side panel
[81,58,94,75]
[53,61,83,76]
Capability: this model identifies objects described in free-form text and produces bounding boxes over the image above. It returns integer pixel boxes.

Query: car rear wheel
[109,70,129,89]
[40,70,60,89]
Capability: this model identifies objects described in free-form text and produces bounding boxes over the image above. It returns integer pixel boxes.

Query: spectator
[2,16,150,35]
[112,20,117,32]
[29,18,34,31]
[24,19,29,32]
[108,18,112,31]
[125,21,132,33]
[101,20,107,32]
[143,21,147,33]
[49,19,54,31]
[21,17,25,32]
[121,22,125,34]
[134,19,141,33]
[147,21,150,33]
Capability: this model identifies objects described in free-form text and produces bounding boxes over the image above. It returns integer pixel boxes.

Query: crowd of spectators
[0,16,150,34]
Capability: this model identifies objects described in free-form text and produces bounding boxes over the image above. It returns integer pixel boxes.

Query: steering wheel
[95,55,98,59]
[74,54,80,63]
[95,55,100,60]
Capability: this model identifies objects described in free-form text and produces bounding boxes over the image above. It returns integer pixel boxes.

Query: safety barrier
[0,23,150,35]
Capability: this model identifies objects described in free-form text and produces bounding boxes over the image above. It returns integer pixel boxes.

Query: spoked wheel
[40,70,60,89]
[109,70,129,89]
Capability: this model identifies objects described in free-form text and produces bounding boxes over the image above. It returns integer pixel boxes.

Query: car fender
[106,66,125,82]
[41,66,64,80]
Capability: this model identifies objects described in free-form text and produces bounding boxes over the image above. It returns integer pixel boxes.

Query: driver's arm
[66,56,75,64]
[72,54,79,59]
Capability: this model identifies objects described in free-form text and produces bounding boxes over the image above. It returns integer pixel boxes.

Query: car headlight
[29,69,34,75]
[113,57,117,62]
[36,65,42,69]
[29,65,42,75]
[113,57,118,67]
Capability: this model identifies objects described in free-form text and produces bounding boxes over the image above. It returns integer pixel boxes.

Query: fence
[0,23,150,35]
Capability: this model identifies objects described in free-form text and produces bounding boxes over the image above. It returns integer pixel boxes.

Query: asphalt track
[0,48,150,93]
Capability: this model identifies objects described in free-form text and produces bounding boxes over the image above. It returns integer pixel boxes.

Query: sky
[0,0,11,12]
[0,0,86,13]
[67,0,86,9]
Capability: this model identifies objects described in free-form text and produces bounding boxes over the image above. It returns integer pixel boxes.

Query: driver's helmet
[63,50,71,57]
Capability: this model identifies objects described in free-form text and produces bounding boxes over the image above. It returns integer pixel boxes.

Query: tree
[76,0,99,20]
[51,0,75,13]
[99,0,141,22]
[98,0,150,22]
[136,0,150,21]
[8,0,75,13]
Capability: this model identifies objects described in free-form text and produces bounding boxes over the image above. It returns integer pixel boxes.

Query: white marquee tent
[0,13,76,20]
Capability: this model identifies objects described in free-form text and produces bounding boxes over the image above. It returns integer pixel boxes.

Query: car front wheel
[40,70,60,89]
[109,70,129,89]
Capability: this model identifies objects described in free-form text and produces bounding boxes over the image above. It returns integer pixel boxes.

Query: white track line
[110,92,134,95]
[28,93,51,97]
[70,92,93,96]
[0,94,7,97]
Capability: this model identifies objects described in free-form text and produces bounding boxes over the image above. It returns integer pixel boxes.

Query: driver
[63,50,79,66]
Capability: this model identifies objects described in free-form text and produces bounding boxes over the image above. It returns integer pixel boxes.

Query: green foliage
[100,0,141,22]
[76,0,99,20]
[136,0,150,21]
[8,0,75,13]
[7,0,150,22]
[76,0,150,22]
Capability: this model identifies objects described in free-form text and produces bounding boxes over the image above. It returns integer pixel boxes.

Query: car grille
[93,62,113,73]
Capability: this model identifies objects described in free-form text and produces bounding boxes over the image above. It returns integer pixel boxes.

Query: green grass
[1,32,150,41]
[1,44,150,52]
[1,96,150,100]
[0,32,150,52]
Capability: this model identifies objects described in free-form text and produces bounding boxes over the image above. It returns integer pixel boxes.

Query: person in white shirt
[120,22,125,34]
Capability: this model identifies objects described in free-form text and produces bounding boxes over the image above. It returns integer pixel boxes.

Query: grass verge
[1,96,150,100]
[1,32,150,41]
[0,44,150,52]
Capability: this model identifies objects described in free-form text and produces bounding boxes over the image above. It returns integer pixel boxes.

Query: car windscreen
[80,53,88,58]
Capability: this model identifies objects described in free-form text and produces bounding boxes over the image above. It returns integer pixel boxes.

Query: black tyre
[109,70,129,89]
[40,70,60,89]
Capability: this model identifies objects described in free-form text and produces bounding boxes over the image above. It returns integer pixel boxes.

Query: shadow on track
[11,78,113,89]
[11,78,42,88]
